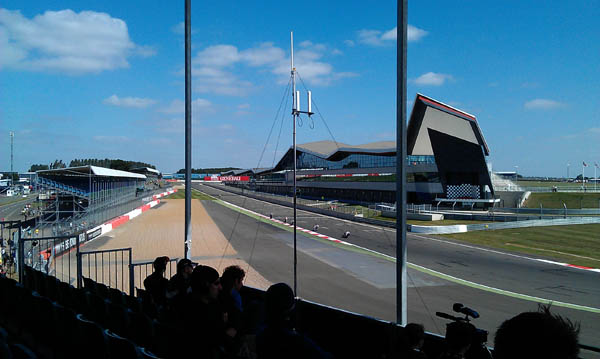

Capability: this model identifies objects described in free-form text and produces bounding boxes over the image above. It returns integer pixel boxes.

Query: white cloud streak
[413,72,453,86]
[0,8,152,74]
[103,94,156,108]
[524,99,565,110]
[357,25,428,46]
[191,41,355,94]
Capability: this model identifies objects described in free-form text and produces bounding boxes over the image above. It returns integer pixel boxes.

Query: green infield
[440,224,600,268]
[516,180,569,187]
[408,219,489,226]
[524,192,600,209]
[163,190,215,200]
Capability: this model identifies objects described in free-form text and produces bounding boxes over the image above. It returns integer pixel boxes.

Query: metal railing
[0,220,21,279]
[17,231,84,285]
[76,247,132,294]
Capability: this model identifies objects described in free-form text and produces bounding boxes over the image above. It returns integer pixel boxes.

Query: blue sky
[1,1,598,177]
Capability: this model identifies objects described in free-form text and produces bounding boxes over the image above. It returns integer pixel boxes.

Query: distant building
[243,94,495,206]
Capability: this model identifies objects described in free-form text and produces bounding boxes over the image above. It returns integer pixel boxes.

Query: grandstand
[35,166,146,234]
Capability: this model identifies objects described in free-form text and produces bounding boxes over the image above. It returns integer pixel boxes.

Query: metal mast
[184,0,192,259]
[396,0,408,326]
[10,131,14,173]
[290,32,314,296]
[291,32,298,296]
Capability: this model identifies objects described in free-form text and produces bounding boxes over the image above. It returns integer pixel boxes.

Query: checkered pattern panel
[446,184,480,199]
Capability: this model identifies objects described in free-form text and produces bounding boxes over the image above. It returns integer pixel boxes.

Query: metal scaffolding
[33,166,146,236]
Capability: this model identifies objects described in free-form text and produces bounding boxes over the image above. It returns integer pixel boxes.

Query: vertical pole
[76,233,82,288]
[17,221,23,284]
[10,132,14,174]
[184,0,192,260]
[291,32,298,296]
[129,248,134,295]
[396,0,408,326]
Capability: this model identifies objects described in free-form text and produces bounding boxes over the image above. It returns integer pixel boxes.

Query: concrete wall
[494,190,526,208]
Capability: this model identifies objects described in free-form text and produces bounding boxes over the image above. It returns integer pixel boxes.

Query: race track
[193,183,600,348]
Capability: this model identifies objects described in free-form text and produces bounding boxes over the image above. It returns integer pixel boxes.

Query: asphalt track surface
[194,183,599,350]
[0,196,36,221]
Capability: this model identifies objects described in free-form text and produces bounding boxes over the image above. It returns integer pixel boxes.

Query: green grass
[371,216,487,226]
[524,192,600,209]
[408,219,489,226]
[516,180,570,187]
[164,190,215,200]
[440,224,600,268]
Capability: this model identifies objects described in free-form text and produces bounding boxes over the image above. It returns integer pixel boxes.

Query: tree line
[29,159,156,172]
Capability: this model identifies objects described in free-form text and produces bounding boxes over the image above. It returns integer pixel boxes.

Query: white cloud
[135,45,156,58]
[413,72,453,86]
[408,25,428,42]
[159,98,212,114]
[524,99,565,110]
[0,8,152,74]
[103,94,156,108]
[331,48,343,55]
[589,128,600,134]
[238,103,250,109]
[191,40,352,94]
[240,42,285,67]
[344,39,355,47]
[357,25,428,46]
[194,44,240,67]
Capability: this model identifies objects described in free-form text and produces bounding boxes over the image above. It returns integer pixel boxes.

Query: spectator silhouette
[220,265,246,355]
[256,282,332,359]
[167,258,193,304]
[143,256,169,307]
[183,265,226,358]
[493,305,579,359]
[402,323,427,359]
[220,265,245,334]
[438,321,475,359]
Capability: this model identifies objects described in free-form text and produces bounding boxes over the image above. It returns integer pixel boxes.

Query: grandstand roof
[37,165,146,179]
[270,140,395,172]
[407,93,490,156]
[131,167,160,175]
[296,140,396,159]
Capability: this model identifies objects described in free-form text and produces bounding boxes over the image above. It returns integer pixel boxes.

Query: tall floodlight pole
[396,0,408,326]
[567,163,570,180]
[184,0,192,259]
[10,132,14,174]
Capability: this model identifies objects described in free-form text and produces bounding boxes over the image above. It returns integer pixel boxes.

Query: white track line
[200,185,600,274]
[209,192,600,313]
